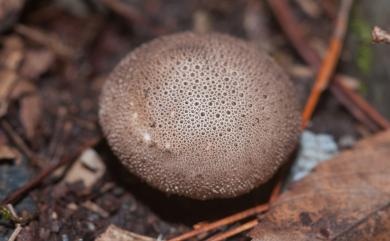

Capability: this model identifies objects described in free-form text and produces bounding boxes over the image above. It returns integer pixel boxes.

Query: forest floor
[0,1,388,241]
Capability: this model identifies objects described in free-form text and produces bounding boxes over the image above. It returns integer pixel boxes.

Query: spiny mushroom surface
[99,32,300,200]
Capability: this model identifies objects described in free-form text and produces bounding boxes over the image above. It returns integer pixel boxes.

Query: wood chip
[63,148,105,189]
[372,26,390,44]
[95,225,156,241]
[0,145,20,163]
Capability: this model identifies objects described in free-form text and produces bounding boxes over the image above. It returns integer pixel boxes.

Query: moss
[357,81,368,96]
[350,10,374,75]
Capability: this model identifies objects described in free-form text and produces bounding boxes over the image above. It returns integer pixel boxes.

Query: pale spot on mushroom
[142,131,151,143]
[206,142,212,151]
[165,142,171,149]
[131,112,138,120]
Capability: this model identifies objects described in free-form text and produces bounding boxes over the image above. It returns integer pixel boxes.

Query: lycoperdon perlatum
[99,32,301,200]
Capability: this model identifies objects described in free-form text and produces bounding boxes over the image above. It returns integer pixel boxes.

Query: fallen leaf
[0,35,24,118]
[250,130,390,241]
[20,49,54,79]
[0,0,25,32]
[0,145,20,162]
[10,80,42,140]
[19,94,42,140]
[0,35,24,69]
[295,0,321,18]
[0,69,18,118]
[81,200,110,218]
[95,225,156,241]
[10,79,36,99]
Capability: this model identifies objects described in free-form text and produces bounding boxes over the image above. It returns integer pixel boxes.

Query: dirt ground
[1,0,388,240]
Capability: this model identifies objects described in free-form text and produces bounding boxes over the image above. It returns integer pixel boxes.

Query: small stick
[372,26,390,44]
[333,77,390,129]
[100,0,147,26]
[267,0,320,68]
[329,83,379,132]
[269,181,282,203]
[7,225,22,241]
[168,177,282,241]
[6,205,22,241]
[1,138,100,205]
[15,24,75,58]
[167,203,268,241]
[301,0,354,128]
[320,0,337,19]
[0,204,33,225]
[1,119,44,167]
[205,219,259,241]
[268,0,389,130]
[47,107,67,160]
[100,0,166,35]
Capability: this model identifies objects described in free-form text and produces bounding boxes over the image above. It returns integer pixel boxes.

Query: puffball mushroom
[99,32,300,200]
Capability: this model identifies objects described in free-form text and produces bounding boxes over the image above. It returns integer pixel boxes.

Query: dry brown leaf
[95,225,156,241]
[0,0,25,32]
[10,80,42,140]
[19,94,42,140]
[0,145,20,162]
[20,49,54,79]
[0,35,24,118]
[250,130,390,241]
[0,35,24,69]
[0,69,18,118]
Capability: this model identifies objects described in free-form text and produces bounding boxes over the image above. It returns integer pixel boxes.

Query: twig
[168,156,287,241]
[15,24,75,58]
[267,0,320,68]
[372,26,390,44]
[0,204,33,225]
[100,0,147,26]
[329,84,379,132]
[167,203,268,241]
[269,181,282,203]
[100,0,166,35]
[320,0,337,19]
[267,0,389,130]
[0,119,44,167]
[47,107,67,160]
[333,77,390,129]
[7,225,22,241]
[301,0,354,128]
[1,137,100,205]
[205,219,259,241]
[6,205,22,241]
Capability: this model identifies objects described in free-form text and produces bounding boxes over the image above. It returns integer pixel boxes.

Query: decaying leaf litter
[0,0,389,241]
[250,130,390,241]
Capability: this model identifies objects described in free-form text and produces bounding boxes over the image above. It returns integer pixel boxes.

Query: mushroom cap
[99,32,300,200]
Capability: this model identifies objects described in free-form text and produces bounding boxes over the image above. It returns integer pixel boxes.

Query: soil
[0,1,384,241]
